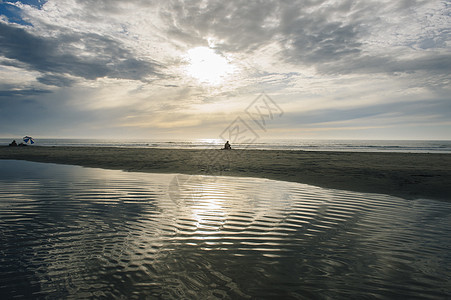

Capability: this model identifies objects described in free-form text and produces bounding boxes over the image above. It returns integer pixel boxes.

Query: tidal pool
[0,160,450,299]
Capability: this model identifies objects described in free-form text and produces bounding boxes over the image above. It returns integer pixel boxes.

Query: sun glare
[185,47,235,85]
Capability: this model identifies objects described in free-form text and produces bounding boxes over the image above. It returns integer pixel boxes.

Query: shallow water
[0,160,450,299]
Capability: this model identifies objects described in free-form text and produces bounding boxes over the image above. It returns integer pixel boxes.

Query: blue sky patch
[0,0,46,25]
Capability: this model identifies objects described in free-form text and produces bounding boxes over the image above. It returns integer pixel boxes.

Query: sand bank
[1,146,450,201]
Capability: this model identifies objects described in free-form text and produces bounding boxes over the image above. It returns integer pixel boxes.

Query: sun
[185,47,235,85]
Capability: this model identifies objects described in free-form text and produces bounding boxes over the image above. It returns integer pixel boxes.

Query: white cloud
[0,0,449,139]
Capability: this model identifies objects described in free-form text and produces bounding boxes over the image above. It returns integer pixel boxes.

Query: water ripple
[0,160,450,299]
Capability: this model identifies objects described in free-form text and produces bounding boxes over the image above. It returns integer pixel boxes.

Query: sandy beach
[1,146,450,201]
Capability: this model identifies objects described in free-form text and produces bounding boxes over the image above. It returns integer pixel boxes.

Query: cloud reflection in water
[0,160,450,299]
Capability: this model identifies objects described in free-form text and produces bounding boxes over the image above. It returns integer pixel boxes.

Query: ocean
[1,160,450,299]
[1,138,451,153]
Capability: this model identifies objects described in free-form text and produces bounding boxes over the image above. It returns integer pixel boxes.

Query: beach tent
[23,136,35,144]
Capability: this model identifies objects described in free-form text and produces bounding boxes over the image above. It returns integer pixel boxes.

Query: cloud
[0,88,51,97]
[36,74,75,87]
[5,0,448,80]
[160,0,450,78]
[0,0,449,139]
[160,0,281,52]
[278,1,363,65]
[0,21,160,85]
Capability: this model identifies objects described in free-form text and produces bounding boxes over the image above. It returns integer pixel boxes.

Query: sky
[0,0,450,141]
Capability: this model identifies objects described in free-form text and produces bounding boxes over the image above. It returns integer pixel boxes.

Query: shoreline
[1,146,451,201]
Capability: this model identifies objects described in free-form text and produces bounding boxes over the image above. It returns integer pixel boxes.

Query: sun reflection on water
[1,160,450,299]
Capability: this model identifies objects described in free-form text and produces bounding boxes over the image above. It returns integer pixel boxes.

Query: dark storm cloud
[0,22,160,85]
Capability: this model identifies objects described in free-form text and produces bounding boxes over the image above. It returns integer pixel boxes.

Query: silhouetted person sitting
[9,140,17,147]
[224,141,232,150]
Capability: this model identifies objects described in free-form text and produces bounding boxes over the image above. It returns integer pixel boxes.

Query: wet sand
[1,146,450,201]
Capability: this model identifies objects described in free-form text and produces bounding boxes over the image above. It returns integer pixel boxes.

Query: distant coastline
[1,146,451,202]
